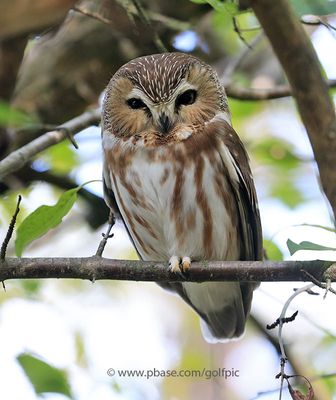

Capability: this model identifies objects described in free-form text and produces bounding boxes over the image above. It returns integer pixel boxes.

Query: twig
[260,286,336,338]
[0,195,22,260]
[251,371,336,399]
[301,269,336,296]
[95,212,115,257]
[301,15,336,33]
[0,195,22,291]
[130,0,167,53]
[0,259,335,282]
[266,310,298,330]
[232,16,253,49]
[59,127,79,149]
[0,108,100,180]
[274,283,315,400]
[73,4,114,25]
[222,33,263,85]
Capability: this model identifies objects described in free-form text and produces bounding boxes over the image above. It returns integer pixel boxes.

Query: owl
[102,52,262,341]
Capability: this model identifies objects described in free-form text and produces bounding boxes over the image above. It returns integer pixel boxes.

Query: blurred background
[0,1,336,399]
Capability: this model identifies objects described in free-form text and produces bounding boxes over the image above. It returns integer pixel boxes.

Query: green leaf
[15,188,79,256]
[287,239,336,255]
[17,353,73,399]
[0,101,36,128]
[190,0,238,13]
[292,223,336,233]
[263,239,284,260]
[290,0,336,16]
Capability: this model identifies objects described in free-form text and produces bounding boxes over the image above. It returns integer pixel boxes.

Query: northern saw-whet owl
[102,53,262,341]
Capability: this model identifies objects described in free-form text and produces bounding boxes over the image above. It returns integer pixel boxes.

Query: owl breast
[103,127,241,262]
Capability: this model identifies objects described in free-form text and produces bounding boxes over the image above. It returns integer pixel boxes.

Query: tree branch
[226,79,336,101]
[0,258,335,283]
[0,108,100,180]
[250,0,336,221]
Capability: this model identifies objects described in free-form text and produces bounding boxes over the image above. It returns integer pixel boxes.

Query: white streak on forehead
[118,54,198,103]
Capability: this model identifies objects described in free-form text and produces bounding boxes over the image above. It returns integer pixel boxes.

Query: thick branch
[251,0,336,221]
[0,108,100,180]
[0,258,335,283]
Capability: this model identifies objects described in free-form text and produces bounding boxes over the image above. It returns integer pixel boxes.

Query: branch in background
[226,79,336,100]
[0,258,335,282]
[0,108,100,180]
[0,0,76,40]
[250,0,336,221]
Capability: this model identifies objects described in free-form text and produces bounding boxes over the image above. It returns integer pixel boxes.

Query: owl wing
[102,155,142,258]
[218,120,263,261]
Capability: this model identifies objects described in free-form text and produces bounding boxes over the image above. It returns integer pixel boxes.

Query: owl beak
[158,112,171,134]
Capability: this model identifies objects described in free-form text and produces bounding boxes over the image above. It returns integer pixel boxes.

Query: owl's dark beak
[158,112,171,134]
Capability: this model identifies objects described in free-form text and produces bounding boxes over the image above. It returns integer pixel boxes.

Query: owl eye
[176,89,197,107]
[127,98,147,109]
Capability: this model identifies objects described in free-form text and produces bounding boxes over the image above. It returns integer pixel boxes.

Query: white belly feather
[109,144,239,262]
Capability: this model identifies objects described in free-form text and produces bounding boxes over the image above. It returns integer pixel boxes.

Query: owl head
[103,53,229,144]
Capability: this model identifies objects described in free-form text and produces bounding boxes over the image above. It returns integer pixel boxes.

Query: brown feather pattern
[102,53,262,341]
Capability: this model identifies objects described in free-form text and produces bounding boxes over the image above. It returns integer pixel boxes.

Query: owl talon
[169,256,191,277]
[169,256,181,274]
[181,256,191,273]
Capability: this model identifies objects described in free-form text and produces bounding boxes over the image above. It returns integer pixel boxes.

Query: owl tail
[181,281,256,341]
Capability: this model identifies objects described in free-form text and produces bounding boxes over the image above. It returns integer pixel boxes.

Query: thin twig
[301,269,336,296]
[259,287,336,338]
[73,5,114,25]
[266,310,298,330]
[251,371,336,399]
[232,16,253,49]
[0,195,22,291]
[95,212,116,257]
[130,0,167,53]
[0,195,22,260]
[222,33,262,85]
[274,283,315,400]
[301,15,336,33]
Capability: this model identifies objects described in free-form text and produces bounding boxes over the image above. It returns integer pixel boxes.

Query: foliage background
[0,1,336,399]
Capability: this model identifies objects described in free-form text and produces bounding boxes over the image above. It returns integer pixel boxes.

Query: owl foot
[181,256,191,273]
[169,256,191,276]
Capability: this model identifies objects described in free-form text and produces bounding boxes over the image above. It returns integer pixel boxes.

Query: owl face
[103,53,228,145]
